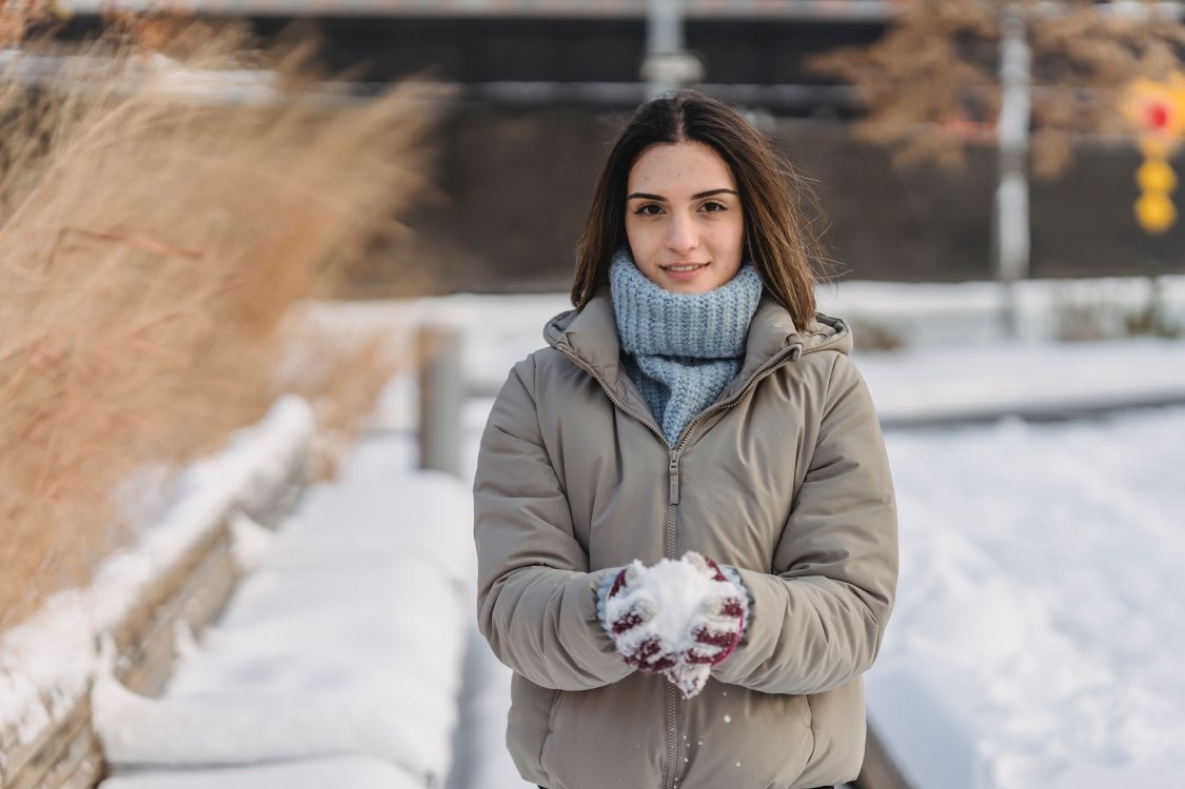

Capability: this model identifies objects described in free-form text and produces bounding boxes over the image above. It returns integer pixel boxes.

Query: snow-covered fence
[90,438,475,789]
[0,397,315,789]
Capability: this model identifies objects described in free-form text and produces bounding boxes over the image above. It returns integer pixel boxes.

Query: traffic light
[1122,75,1185,235]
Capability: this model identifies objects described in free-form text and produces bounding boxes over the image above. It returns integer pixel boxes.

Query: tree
[806,0,1185,337]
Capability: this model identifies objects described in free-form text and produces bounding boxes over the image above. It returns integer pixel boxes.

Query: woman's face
[624,141,746,295]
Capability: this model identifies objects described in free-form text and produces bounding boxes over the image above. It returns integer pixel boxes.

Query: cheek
[625,219,660,260]
[706,218,746,259]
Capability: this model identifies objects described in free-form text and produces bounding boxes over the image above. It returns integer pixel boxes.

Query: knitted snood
[609,247,763,444]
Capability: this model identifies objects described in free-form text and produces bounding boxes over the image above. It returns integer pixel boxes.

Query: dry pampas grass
[0,21,440,630]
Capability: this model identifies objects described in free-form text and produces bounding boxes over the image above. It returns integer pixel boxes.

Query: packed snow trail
[93,433,475,788]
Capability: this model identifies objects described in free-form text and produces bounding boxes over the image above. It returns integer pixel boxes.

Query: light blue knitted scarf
[609,247,763,444]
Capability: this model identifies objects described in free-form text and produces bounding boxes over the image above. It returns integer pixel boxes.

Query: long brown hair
[572,90,826,329]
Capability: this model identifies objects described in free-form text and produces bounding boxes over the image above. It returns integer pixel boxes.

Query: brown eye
[701,201,726,213]
[633,204,663,216]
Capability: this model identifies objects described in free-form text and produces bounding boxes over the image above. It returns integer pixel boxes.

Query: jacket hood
[544,289,852,392]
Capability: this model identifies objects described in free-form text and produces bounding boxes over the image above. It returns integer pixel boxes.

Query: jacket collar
[544,288,852,403]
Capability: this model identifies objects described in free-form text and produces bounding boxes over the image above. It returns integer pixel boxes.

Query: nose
[665,210,699,255]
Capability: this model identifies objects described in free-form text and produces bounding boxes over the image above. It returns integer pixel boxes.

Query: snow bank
[857,337,1185,422]
[0,396,313,754]
[815,275,1185,346]
[868,408,1185,787]
[94,434,474,786]
[99,756,425,789]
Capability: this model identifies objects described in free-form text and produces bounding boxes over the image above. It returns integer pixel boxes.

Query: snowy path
[93,433,476,789]
[443,406,535,789]
[445,628,532,789]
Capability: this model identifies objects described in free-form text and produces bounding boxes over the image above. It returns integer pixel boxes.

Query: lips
[659,261,711,283]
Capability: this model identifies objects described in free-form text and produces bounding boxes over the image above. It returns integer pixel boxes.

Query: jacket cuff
[594,566,624,635]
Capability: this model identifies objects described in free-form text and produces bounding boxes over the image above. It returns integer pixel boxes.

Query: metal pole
[417,323,463,478]
[995,2,1031,340]
[642,0,702,99]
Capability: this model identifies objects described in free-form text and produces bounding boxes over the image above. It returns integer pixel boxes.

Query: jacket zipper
[555,340,802,789]
[664,452,679,788]
[660,344,800,789]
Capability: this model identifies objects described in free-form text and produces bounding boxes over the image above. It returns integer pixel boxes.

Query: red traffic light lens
[1147,101,1171,131]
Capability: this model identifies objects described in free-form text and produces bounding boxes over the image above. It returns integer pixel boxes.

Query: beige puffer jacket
[473,289,898,789]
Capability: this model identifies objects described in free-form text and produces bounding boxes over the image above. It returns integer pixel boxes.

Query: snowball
[603,552,745,699]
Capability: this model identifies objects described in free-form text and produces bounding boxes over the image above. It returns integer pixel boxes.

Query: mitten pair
[596,551,749,699]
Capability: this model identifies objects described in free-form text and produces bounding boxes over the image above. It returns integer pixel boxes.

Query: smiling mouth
[662,262,709,272]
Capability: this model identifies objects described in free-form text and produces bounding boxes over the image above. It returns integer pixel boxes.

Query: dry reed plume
[0,22,440,631]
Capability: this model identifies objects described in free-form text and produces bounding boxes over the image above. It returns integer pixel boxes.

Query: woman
[473,90,898,789]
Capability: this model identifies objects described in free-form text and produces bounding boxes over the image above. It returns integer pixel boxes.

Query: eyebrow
[626,188,738,201]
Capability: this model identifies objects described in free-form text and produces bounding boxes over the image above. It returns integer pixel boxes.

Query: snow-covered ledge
[0,396,315,789]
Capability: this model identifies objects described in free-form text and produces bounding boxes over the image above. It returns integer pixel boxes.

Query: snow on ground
[94,435,474,788]
[868,407,1185,789]
[100,756,425,789]
[444,628,528,789]
[0,396,313,757]
[815,275,1185,347]
[855,338,1185,421]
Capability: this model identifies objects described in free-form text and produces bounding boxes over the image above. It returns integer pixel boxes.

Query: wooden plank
[1,684,91,789]
[2,455,306,789]
[24,714,102,789]
[7,698,94,789]
[115,530,240,696]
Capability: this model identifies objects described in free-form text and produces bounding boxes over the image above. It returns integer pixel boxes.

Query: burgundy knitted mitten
[680,553,748,667]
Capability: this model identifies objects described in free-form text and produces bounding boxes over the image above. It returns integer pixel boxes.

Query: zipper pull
[668,452,681,505]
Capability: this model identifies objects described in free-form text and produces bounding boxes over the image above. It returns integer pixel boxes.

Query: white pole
[995,2,1031,340]
[643,0,701,98]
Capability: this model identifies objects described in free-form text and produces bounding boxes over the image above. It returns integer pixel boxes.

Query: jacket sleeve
[474,356,634,691]
[711,352,898,695]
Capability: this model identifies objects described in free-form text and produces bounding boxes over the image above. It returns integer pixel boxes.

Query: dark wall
[357,105,1182,295]
[253,15,883,88]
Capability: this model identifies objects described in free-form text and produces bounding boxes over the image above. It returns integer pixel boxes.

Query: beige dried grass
[0,23,440,630]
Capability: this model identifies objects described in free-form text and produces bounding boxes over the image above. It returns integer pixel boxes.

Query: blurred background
[2,2,1184,789]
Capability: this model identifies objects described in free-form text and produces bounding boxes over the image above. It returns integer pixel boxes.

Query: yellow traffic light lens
[1137,159,1178,193]
[1135,193,1178,234]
